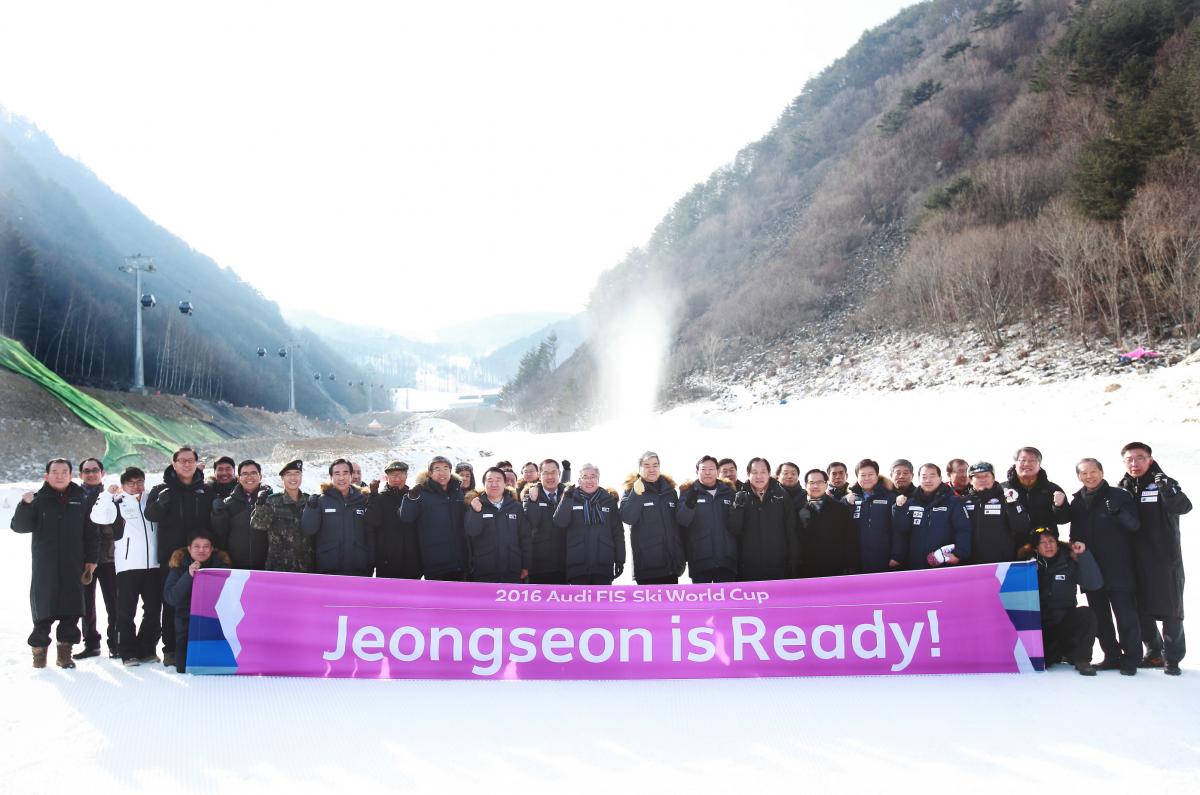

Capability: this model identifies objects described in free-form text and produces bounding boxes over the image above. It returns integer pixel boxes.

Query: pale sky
[0,0,913,336]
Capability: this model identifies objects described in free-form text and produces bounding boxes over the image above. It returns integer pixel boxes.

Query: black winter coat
[1004,467,1071,532]
[1037,546,1104,626]
[1068,481,1140,592]
[675,479,738,578]
[300,484,373,576]
[1120,464,1192,618]
[367,484,422,579]
[963,484,1029,564]
[11,482,98,621]
[797,494,860,577]
[620,475,685,581]
[144,467,213,564]
[465,490,532,583]
[398,475,468,578]
[728,479,798,581]
[551,486,624,581]
[523,483,568,576]
[847,483,895,574]
[891,484,972,569]
[211,485,267,570]
[83,485,114,565]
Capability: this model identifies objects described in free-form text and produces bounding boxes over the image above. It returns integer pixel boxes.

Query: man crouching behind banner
[164,532,230,673]
[552,464,625,585]
[465,467,531,583]
[1033,526,1101,676]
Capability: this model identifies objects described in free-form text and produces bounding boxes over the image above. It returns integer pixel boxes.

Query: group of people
[12,442,1189,678]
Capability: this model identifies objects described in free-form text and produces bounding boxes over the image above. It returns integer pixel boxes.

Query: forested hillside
[525,0,1200,425]
[0,111,367,418]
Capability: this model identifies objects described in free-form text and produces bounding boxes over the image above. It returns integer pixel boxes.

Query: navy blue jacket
[620,474,685,581]
[1068,481,1140,592]
[1121,464,1192,619]
[963,484,1029,564]
[847,483,895,574]
[1036,545,1103,626]
[464,489,532,583]
[399,474,468,578]
[551,486,625,581]
[523,483,568,576]
[300,484,373,576]
[891,483,972,569]
[675,478,738,578]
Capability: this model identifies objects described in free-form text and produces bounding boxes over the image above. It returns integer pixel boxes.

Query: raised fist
[470,497,483,512]
[1003,487,1018,504]
[733,491,749,508]
[107,484,122,495]
[685,489,698,509]
[306,494,321,509]
[369,479,380,495]
[255,485,273,505]
[895,494,908,508]
[21,491,34,504]
[633,478,645,496]
[1052,491,1066,507]
[527,485,540,502]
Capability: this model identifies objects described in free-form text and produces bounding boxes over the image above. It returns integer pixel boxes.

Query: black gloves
[306,494,321,509]
[565,484,576,496]
[798,507,813,524]
[562,460,572,483]
[1104,498,1120,515]
[733,491,749,508]
[155,489,171,511]
[685,488,699,508]
[613,562,624,579]
[255,486,273,505]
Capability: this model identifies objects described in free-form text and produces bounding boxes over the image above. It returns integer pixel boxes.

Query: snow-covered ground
[3,363,1199,792]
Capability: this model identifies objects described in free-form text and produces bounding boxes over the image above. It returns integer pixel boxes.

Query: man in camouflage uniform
[251,460,313,573]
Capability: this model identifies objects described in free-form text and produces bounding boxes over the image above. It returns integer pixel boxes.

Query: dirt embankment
[0,371,406,481]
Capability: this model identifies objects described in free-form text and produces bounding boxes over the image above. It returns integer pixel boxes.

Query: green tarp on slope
[0,334,176,469]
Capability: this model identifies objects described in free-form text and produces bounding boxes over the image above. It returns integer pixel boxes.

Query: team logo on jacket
[1141,486,1158,503]
[507,513,517,520]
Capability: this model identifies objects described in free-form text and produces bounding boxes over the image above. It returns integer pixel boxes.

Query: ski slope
[3,364,1199,793]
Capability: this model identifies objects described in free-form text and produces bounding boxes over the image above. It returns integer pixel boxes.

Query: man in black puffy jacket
[367,460,422,579]
[963,461,1029,564]
[523,459,568,584]
[1119,442,1192,675]
[797,469,859,578]
[676,455,738,583]
[551,463,624,584]
[1033,526,1102,675]
[620,452,685,585]
[144,447,212,667]
[210,460,271,570]
[300,459,373,577]
[1069,457,1141,674]
[1004,446,1071,541]
[399,456,468,580]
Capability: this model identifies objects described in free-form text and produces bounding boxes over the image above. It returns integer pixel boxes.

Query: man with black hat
[1119,442,1192,675]
[400,455,467,580]
[1033,526,1102,676]
[368,460,422,579]
[252,460,312,573]
[962,461,1029,564]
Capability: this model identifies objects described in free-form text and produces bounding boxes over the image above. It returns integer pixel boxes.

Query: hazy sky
[0,0,913,336]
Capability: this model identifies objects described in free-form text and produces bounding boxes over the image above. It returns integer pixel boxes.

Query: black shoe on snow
[1075,661,1097,676]
[162,652,175,667]
[1140,652,1165,668]
[1098,657,1122,671]
[72,646,101,660]
[1120,665,1137,676]
[1165,663,1182,676]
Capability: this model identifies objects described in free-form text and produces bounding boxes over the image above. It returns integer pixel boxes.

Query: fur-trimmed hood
[318,481,370,497]
[520,481,565,501]
[851,476,896,496]
[168,547,232,568]
[622,472,678,492]
[677,477,735,493]
[464,487,518,506]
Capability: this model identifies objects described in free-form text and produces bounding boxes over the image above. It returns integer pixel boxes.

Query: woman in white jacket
[90,466,161,666]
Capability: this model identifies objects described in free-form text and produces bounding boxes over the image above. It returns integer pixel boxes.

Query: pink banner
[186,562,1043,679]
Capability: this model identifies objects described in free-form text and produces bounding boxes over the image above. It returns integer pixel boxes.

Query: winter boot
[1098,656,1122,671]
[1139,651,1165,668]
[162,651,175,668]
[32,647,48,669]
[1074,660,1097,676]
[73,646,101,661]
[1165,662,1182,676]
[56,643,76,669]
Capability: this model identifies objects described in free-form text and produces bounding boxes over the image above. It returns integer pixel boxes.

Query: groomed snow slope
[2,364,1199,793]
